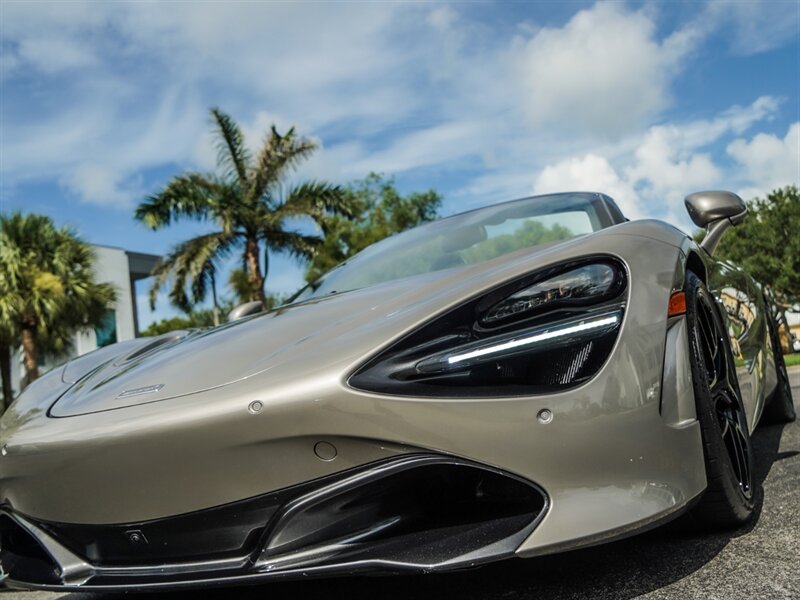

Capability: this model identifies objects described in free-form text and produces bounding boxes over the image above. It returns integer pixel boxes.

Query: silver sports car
[0,191,795,591]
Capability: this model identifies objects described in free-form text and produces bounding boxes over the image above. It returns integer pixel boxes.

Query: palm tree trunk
[20,325,39,385]
[210,271,220,327]
[1,344,13,410]
[244,238,267,308]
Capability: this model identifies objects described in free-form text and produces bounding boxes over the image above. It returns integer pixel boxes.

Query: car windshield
[293,193,617,302]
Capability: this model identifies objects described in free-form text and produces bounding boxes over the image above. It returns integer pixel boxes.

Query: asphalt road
[4,369,799,600]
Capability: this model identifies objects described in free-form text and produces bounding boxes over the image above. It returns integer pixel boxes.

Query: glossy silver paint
[685,191,747,255]
[685,191,747,228]
[0,204,779,579]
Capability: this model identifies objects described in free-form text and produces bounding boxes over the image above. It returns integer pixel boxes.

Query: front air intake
[0,514,61,585]
[260,456,547,571]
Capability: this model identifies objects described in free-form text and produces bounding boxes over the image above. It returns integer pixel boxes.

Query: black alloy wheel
[685,272,755,527]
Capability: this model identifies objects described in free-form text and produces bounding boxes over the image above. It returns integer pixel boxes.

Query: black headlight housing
[349,256,627,397]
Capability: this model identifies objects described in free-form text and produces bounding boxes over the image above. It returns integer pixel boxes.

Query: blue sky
[1,0,798,328]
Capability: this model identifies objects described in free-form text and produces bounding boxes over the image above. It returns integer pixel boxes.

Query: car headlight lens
[349,258,626,397]
[481,263,620,326]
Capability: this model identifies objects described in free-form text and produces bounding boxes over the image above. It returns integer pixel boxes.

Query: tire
[685,272,755,528]
[761,310,796,424]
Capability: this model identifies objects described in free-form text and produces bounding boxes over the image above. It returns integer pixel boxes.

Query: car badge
[116,384,165,399]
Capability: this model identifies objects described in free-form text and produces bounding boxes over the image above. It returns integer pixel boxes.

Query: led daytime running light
[448,313,620,365]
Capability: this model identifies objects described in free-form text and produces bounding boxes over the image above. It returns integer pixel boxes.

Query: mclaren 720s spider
[0,190,795,591]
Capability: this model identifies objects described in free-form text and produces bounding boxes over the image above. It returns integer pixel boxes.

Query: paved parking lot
[4,369,799,600]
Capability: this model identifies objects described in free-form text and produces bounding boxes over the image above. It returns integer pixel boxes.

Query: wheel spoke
[718,411,730,438]
[711,379,730,399]
[716,397,752,495]
[698,313,714,368]
[725,422,743,485]
[732,421,751,492]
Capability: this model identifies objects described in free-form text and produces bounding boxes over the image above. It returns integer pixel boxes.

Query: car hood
[51,266,479,416]
[42,221,679,417]
[49,283,413,416]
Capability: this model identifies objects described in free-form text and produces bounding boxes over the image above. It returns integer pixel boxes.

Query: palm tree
[136,108,352,311]
[227,268,284,311]
[0,324,14,410]
[0,212,116,386]
[0,316,79,410]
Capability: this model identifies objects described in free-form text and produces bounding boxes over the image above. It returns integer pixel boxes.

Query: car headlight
[481,263,620,326]
[349,258,627,397]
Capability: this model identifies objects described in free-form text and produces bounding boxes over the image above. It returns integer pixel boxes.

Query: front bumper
[0,455,547,591]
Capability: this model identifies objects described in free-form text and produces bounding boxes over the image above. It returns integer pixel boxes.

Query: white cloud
[705,0,800,55]
[531,96,784,230]
[17,37,97,72]
[0,2,423,205]
[349,120,491,175]
[727,123,800,198]
[3,82,208,206]
[534,154,640,217]
[60,165,135,206]
[513,3,700,136]
[664,96,783,150]
[615,96,779,207]
[427,5,459,31]
[626,126,721,197]
[0,0,795,220]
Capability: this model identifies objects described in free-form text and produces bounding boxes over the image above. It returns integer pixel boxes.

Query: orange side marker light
[668,291,687,317]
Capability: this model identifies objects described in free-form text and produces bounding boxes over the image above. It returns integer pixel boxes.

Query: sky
[1,0,799,329]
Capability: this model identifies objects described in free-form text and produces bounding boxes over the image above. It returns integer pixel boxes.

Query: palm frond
[148,232,239,312]
[135,173,225,230]
[0,212,117,380]
[263,229,322,263]
[276,181,352,232]
[227,268,252,305]
[247,126,318,206]
[210,107,251,187]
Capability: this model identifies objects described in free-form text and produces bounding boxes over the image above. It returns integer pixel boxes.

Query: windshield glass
[294,193,615,302]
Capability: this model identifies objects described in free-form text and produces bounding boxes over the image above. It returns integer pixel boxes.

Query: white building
[8,245,159,396]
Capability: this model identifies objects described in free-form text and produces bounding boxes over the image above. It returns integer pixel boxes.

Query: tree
[0,324,14,410]
[227,268,252,306]
[0,212,116,388]
[136,108,352,312]
[227,268,285,309]
[305,173,442,282]
[140,307,223,337]
[711,186,800,308]
[1,286,81,410]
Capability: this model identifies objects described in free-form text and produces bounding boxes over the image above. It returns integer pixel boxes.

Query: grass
[784,352,800,367]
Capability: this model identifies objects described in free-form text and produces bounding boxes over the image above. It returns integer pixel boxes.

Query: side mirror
[684,191,747,255]
[228,300,265,321]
